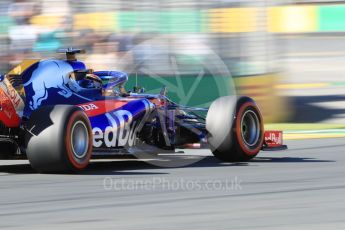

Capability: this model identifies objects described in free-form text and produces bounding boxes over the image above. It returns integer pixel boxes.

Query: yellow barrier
[267,6,317,33]
[30,15,64,29]
[235,73,290,123]
[208,8,258,33]
[73,12,117,31]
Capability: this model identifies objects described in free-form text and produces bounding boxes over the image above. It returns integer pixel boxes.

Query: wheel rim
[240,110,260,147]
[70,121,89,159]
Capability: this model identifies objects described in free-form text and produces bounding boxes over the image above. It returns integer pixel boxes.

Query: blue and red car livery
[0,49,286,173]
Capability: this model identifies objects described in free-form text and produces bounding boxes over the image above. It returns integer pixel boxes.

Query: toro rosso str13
[0,49,286,173]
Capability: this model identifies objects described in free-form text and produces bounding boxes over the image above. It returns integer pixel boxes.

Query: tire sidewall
[64,109,93,170]
[235,100,264,156]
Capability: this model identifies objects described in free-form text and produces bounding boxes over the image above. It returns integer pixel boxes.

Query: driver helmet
[68,70,102,92]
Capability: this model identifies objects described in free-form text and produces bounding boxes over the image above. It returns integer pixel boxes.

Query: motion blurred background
[1,0,345,134]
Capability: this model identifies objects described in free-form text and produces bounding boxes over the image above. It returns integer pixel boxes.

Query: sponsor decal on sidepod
[90,100,151,148]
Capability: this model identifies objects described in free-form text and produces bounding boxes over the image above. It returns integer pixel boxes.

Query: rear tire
[207,96,264,162]
[25,105,93,173]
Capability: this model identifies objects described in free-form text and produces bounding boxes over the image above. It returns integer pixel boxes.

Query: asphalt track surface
[0,138,345,229]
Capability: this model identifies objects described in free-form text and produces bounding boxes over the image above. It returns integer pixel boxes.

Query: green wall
[318,5,345,31]
[127,74,233,107]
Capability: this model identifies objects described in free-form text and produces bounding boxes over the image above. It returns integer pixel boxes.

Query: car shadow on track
[252,157,335,163]
[83,155,254,175]
[0,163,35,174]
[0,156,334,174]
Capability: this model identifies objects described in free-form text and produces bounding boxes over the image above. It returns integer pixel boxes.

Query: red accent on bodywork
[0,88,20,127]
[149,98,166,107]
[78,100,129,117]
[79,97,163,117]
[264,131,283,147]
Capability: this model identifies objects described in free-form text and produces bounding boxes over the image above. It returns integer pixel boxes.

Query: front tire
[25,105,93,173]
[207,96,264,162]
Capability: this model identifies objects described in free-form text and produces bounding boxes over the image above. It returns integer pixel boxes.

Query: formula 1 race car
[0,48,286,173]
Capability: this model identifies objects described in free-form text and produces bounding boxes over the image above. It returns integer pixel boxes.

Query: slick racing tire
[25,105,93,173]
[206,96,264,162]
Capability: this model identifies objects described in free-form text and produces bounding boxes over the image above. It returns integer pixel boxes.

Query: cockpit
[67,69,128,98]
